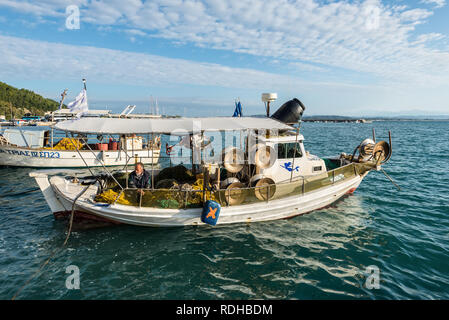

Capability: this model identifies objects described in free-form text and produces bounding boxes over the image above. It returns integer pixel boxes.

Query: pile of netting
[94,165,216,209]
[48,138,84,151]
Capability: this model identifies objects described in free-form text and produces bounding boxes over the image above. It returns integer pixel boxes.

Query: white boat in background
[31,95,394,227]
[1,81,163,168]
[0,127,161,168]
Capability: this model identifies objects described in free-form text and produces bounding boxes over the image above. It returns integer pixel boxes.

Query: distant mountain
[0,81,61,119]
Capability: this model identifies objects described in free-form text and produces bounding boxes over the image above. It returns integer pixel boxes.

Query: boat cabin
[259,132,326,183]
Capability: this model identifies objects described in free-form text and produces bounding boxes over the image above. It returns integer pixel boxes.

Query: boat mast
[52,88,68,148]
[58,89,68,111]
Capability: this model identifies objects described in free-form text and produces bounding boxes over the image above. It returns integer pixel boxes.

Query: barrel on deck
[108,141,119,150]
[96,143,109,151]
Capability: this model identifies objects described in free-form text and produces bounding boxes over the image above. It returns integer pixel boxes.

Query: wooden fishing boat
[31,97,392,227]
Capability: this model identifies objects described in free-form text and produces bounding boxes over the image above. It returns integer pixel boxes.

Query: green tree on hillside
[0,81,62,119]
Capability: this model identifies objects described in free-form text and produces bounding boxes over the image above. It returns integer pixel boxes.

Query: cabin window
[276,143,302,159]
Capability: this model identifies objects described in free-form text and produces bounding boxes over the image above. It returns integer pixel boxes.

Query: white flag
[67,89,88,119]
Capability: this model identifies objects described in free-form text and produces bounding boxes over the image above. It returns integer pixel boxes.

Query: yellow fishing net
[94,178,215,209]
[47,138,84,151]
[94,189,131,205]
[192,178,216,202]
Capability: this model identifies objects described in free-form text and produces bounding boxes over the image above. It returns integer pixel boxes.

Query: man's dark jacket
[128,170,150,189]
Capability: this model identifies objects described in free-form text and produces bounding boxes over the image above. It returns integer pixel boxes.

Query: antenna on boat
[262,93,278,117]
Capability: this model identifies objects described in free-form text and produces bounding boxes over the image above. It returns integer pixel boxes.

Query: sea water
[0,120,448,299]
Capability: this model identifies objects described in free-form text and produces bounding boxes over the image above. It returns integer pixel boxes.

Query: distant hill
[0,81,61,119]
[303,115,355,121]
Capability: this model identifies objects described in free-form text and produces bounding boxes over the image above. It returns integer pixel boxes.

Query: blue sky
[0,0,448,116]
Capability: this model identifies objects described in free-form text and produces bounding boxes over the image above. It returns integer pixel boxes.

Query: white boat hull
[0,146,160,168]
[30,170,368,227]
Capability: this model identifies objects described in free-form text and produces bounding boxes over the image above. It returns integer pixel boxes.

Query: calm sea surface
[1,120,448,299]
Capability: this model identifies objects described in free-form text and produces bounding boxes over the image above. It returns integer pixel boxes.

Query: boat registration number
[0,149,61,158]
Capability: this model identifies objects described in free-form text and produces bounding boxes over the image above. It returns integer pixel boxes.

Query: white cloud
[420,0,446,9]
[0,0,87,16]
[0,34,361,91]
[288,62,327,73]
[124,29,146,37]
[0,0,448,86]
[413,32,445,44]
[400,8,433,22]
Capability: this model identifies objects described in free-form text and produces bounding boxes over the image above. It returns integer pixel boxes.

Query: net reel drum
[224,181,246,206]
[250,175,276,201]
[373,141,391,164]
[351,133,392,165]
[222,146,244,173]
[249,144,276,169]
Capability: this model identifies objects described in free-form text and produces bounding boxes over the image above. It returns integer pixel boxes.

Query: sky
[0,0,448,116]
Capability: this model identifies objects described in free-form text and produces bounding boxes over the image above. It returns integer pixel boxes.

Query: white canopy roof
[54,117,292,134]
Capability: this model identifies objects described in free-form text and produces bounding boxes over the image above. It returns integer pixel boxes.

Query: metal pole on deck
[290,124,300,182]
[52,89,67,148]
[125,135,129,189]
[201,130,206,203]
[81,137,124,189]
[68,133,95,177]
[191,135,195,175]
[151,133,154,191]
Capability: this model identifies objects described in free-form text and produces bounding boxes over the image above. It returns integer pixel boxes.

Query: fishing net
[155,165,195,185]
[94,163,367,209]
[48,138,84,151]
[94,177,215,209]
[94,189,131,205]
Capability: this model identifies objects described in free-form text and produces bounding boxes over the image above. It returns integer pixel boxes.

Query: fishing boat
[0,127,161,168]
[30,96,393,227]
[0,81,162,168]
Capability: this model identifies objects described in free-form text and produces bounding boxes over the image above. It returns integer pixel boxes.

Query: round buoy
[225,182,246,206]
[222,147,244,173]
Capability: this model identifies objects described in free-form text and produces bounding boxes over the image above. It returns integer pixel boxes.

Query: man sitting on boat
[129,162,150,195]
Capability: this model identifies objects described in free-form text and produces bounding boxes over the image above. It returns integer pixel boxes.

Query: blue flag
[232,101,242,117]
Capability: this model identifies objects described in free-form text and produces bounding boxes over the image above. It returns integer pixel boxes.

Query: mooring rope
[11,185,90,300]
[380,168,401,191]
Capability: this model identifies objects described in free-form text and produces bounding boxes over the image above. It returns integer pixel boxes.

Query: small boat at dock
[31,96,393,227]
